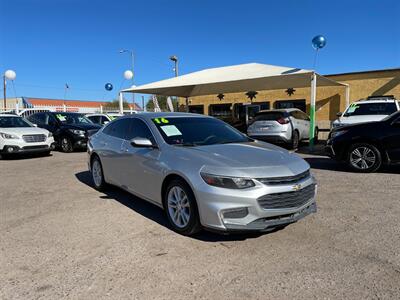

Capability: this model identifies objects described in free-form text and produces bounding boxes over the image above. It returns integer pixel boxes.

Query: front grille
[258,183,316,209]
[22,134,46,143]
[257,170,310,185]
[22,145,49,150]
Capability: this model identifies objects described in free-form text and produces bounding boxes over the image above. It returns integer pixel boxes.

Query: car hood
[335,115,387,126]
[61,123,102,131]
[174,141,310,178]
[0,126,49,136]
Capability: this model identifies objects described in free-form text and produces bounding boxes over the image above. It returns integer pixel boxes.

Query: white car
[332,98,400,128]
[0,114,55,156]
[86,113,123,126]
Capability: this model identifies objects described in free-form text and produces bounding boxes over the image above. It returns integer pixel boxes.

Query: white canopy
[122,63,346,97]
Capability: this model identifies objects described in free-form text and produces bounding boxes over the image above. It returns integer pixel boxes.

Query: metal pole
[131,51,135,108]
[141,96,145,112]
[3,76,6,109]
[309,72,317,149]
[185,97,189,112]
[119,92,124,114]
[345,84,350,107]
[174,60,178,77]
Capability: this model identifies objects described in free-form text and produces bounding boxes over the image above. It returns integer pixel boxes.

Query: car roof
[353,99,398,104]
[122,112,213,120]
[0,113,20,117]
[257,108,299,113]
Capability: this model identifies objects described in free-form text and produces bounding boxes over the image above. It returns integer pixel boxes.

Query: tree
[103,98,131,110]
[146,95,179,111]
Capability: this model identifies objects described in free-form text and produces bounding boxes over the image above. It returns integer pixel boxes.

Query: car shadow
[75,171,285,242]
[304,157,400,174]
[0,152,53,160]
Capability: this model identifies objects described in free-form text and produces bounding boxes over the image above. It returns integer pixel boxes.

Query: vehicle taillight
[277,117,289,124]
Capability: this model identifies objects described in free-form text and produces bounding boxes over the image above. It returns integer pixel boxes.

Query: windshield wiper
[173,142,198,147]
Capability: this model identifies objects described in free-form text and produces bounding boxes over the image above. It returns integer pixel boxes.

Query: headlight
[69,129,85,136]
[331,130,348,138]
[0,132,19,139]
[200,173,255,189]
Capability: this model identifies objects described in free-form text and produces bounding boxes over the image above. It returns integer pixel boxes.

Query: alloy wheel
[350,146,376,170]
[61,138,72,152]
[92,159,103,187]
[167,186,191,228]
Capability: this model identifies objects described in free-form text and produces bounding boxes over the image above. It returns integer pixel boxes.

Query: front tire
[347,143,382,173]
[60,137,74,153]
[163,179,201,236]
[91,156,107,191]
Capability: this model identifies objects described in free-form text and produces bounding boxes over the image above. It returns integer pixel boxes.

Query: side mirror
[130,137,157,148]
[336,112,342,117]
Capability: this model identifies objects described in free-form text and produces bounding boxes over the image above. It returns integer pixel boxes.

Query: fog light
[223,207,249,219]
[7,147,15,153]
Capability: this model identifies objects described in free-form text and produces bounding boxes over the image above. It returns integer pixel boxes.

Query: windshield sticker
[153,118,169,124]
[160,125,182,137]
[347,105,359,113]
[56,114,66,121]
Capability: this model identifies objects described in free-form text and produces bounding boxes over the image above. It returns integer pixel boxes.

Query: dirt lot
[1,150,399,299]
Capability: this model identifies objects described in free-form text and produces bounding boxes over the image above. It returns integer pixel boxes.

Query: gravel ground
[1,150,399,299]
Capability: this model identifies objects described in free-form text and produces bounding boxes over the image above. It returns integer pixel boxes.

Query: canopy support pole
[345,84,350,107]
[185,97,189,112]
[309,72,317,149]
[119,92,124,114]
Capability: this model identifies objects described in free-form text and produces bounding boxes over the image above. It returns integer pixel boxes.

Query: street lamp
[169,55,185,111]
[119,49,135,108]
[169,55,178,77]
[3,70,16,109]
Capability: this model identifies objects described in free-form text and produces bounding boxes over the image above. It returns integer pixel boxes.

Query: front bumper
[0,138,55,154]
[194,175,317,232]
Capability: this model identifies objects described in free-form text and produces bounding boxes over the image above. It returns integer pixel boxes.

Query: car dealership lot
[1,151,399,299]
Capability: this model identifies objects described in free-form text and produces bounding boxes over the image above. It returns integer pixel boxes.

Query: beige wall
[179,69,400,129]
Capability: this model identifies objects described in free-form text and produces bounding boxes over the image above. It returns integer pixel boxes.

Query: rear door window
[254,112,284,122]
[103,118,130,139]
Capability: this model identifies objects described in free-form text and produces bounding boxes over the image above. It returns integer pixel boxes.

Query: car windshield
[344,102,397,117]
[54,113,93,125]
[152,117,251,146]
[0,116,33,128]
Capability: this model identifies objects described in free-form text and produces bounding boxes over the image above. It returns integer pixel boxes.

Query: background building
[180,68,400,132]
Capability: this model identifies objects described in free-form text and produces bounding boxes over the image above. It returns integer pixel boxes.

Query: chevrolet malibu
[88,113,317,236]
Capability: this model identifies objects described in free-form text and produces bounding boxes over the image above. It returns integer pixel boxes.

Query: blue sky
[1,0,399,104]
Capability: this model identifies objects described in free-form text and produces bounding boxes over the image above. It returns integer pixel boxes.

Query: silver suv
[247,109,317,149]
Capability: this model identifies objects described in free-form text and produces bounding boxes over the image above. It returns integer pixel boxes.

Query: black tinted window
[28,113,47,125]
[103,118,130,139]
[254,112,284,121]
[87,116,100,124]
[126,119,155,142]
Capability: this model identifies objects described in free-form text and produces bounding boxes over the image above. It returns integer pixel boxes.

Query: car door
[299,111,311,139]
[99,118,130,184]
[119,118,163,203]
[383,116,400,162]
[289,111,303,139]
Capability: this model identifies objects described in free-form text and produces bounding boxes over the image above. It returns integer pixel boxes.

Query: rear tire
[290,130,299,150]
[163,179,201,236]
[91,156,107,191]
[347,143,382,173]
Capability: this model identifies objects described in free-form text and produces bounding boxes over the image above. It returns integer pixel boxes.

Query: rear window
[253,112,284,121]
[344,102,397,117]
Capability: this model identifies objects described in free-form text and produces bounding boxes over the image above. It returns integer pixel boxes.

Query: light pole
[3,70,16,109]
[170,55,185,111]
[119,49,135,108]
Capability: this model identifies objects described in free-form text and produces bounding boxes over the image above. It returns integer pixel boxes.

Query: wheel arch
[161,173,195,209]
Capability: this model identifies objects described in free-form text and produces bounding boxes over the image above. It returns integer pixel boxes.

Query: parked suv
[28,112,101,152]
[0,114,55,157]
[326,111,400,172]
[332,97,399,128]
[247,109,318,149]
[86,113,122,126]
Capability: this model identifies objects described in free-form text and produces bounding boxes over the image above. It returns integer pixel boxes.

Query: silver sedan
[87,113,317,236]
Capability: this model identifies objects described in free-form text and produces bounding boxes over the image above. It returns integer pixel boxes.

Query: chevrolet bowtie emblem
[292,184,302,191]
